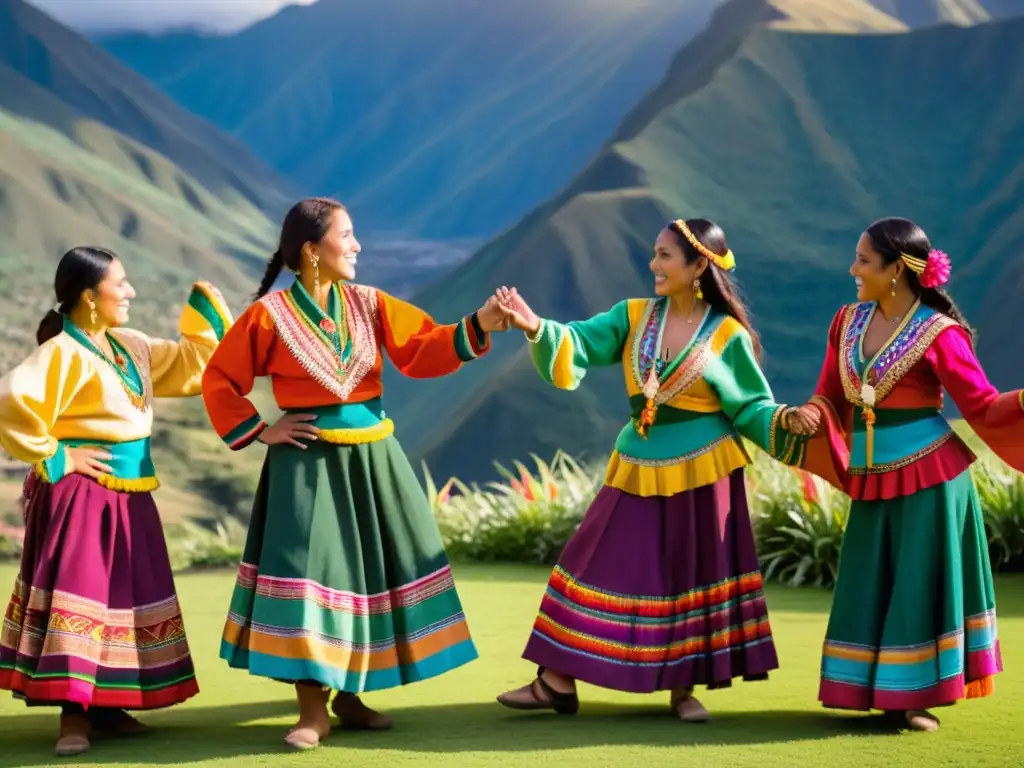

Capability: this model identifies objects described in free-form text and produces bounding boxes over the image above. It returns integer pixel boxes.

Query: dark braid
[254,250,284,300]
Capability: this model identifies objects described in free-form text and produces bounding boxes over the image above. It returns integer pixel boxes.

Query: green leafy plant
[427,451,601,564]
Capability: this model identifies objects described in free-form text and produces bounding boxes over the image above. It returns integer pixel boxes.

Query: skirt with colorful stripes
[819,470,1002,711]
[220,436,477,692]
[521,469,778,693]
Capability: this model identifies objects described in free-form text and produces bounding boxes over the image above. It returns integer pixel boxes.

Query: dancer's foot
[90,708,152,736]
[670,689,711,722]
[332,692,394,730]
[56,713,92,757]
[285,684,331,750]
[905,710,940,732]
[497,670,579,715]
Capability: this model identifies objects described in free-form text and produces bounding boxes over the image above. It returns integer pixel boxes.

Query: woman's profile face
[86,258,136,327]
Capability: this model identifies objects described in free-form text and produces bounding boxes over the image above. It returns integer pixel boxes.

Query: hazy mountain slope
[0,64,277,366]
[98,0,722,240]
[383,0,1024,484]
[1,0,290,215]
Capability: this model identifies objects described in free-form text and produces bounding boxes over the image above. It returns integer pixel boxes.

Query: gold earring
[890,277,897,297]
[693,279,703,300]
[88,300,97,327]
[312,258,320,295]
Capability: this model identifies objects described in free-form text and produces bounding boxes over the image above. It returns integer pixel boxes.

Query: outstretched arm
[928,325,1024,472]
[377,290,492,379]
[525,300,631,390]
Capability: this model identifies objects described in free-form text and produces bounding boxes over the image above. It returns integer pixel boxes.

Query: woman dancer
[201,198,507,749]
[0,247,233,756]
[494,218,840,720]
[796,217,1022,731]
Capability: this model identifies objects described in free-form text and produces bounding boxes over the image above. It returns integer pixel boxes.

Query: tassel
[636,366,660,439]
[636,398,657,438]
[863,407,876,470]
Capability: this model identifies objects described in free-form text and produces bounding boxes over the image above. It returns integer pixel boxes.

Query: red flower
[319,318,336,334]
[114,354,127,369]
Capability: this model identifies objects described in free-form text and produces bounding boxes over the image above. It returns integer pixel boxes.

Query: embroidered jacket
[200,281,490,450]
[808,300,1024,501]
[0,282,233,491]
[527,298,842,498]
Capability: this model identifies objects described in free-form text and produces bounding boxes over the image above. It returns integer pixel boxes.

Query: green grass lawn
[0,564,1021,768]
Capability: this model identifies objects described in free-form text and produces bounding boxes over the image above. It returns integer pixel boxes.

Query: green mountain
[1,0,291,215]
[0,0,296,369]
[97,0,722,240]
[0,0,292,517]
[385,0,1024,485]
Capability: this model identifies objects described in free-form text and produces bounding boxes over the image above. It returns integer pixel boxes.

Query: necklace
[64,322,147,412]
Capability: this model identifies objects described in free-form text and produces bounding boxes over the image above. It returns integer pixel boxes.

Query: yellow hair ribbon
[672,219,736,272]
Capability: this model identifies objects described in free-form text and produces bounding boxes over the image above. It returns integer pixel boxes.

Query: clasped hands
[475,286,541,334]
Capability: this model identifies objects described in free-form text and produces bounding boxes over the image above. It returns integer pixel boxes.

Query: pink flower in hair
[920,249,952,289]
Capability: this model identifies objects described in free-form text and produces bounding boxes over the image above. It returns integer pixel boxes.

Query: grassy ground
[0,564,1021,768]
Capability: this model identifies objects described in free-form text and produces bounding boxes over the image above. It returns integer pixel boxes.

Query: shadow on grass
[0,701,903,766]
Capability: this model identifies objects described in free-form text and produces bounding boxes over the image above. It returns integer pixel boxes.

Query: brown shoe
[56,713,92,757]
[497,675,580,715]
[332,692,394,730]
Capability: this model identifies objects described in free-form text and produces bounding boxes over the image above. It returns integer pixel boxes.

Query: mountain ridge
[382,0,1024,484]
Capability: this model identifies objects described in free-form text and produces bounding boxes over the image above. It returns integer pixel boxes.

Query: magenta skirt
[0,472,198,709]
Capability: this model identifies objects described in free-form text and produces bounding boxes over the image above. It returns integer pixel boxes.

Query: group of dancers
[0,197,1020,756]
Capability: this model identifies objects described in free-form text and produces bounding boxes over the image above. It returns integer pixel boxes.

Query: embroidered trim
[847,432,954,475]
[262,284,378,400]
[616,433,735,468]
[630,299,717,404]
[838,303,956,407]
[769,406,785,458]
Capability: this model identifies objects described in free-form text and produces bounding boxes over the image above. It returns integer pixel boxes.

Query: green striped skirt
[819,470,1001,711]
[220,435,477,692]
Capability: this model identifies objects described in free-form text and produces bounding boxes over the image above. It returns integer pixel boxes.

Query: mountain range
[0,0,297,370]
[97,0,725,240]
[381,0,1024,484]
[3,0,1023,490]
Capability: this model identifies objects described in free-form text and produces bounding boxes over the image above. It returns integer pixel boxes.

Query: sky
[26,0,318,34]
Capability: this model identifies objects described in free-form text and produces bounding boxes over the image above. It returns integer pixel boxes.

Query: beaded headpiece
[671,219,736,272]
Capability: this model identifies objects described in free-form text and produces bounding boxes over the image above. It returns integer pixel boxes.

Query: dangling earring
[693,279,703,301]
[88,299,97,328]
[312,257,320,296]
[890,277,897,297]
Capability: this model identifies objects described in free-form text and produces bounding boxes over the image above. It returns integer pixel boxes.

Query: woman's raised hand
[495,286,541,335]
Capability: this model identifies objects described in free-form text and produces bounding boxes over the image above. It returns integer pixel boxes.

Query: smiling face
[850,232,901,303]
[651,228,705,297]
[307,208,361,282]
[84,258,135,328]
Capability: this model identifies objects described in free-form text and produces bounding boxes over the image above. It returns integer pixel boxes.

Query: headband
[671,219,735,272]
[899,249,951,289]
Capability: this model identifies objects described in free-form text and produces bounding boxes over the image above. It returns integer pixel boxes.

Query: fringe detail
[965,675,995,699]
[317,419,395,445]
